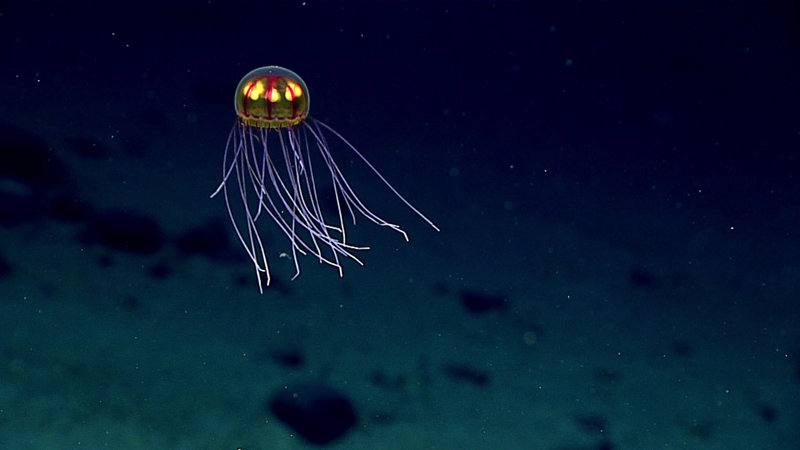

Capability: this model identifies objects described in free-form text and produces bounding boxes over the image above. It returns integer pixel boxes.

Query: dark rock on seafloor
[628,267,657,287]
[82,210,165,255]
[0,179,39,226]
[268,382,357,446]
[0,123,66,189]
[0,252,11,279]
[442,363,491,387]
[270,349,305,369]
[459,290,508,314]
[47,194,94,223]
[175,219,234,261]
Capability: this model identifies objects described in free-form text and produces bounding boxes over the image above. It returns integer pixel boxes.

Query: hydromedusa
[211,66,438,292]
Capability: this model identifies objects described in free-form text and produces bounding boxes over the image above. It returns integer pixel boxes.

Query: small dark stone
[175,219,233,260]
[442,363,490,387]
[671,340,694,358]
[576,413,608,434]
[271,349,305,369]
[147,262,173,279]
[268,382,357,445]
[47,195,93,223]
[788,348,800,381]
[369,371,407,390]
[595,440,616,450]
[685,418,714,439]
[234,273,250,287]
[0,123,66,188]
[83,211,164,255]
[0,253,12,279]
[0,185,39,226]
[629,267,656,287]
[96,255,114,268]
[757,403,777,423]
[459,291,507,314]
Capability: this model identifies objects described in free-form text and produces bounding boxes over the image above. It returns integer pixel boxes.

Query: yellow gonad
[211,66,439,292]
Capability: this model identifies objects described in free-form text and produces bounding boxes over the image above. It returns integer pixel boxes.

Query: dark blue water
[1,2,798,448]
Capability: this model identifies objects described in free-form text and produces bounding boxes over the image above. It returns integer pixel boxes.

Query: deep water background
[1,2,798,449]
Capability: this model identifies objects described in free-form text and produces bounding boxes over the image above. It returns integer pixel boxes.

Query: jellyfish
[211,66,439,292]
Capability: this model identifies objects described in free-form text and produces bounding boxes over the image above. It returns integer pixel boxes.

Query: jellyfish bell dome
[235,66,309,128]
